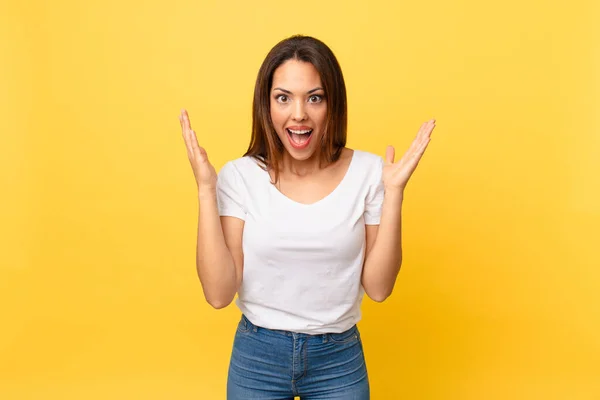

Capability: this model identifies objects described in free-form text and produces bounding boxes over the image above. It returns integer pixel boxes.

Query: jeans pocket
[236,315,251,334]
[328,325,359,344]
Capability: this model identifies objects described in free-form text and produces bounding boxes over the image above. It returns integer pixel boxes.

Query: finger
[409,136,431,165]
[385,145,395,164]
[416,120,434,145]
[413,126,431,151]
[405,124,425,156]
[185,113,202,158]
[399,121,434,167]
[408,123,427,153]
[182,111,200,157]
[426,119,436,137]
[418,121,427,137]
[181,112,191,141]
[189,129,207,162]
[182,135,193,160]
[402,135,429,165]
[180,112,191,144]
[182,109,192,132]
[189,129,200,151]
[179,110,186,131]
[198,145,209,164]
[179,115,193,159]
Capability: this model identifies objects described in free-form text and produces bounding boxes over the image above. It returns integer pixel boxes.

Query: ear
[385,145,395,164]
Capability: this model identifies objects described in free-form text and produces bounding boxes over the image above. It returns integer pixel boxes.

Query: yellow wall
[1,0,599,398]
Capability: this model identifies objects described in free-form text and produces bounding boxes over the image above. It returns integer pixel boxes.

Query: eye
[308,95,324,103]
[276,94,289,103]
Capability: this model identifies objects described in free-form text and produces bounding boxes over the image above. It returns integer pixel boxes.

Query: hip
[227,314,370,399]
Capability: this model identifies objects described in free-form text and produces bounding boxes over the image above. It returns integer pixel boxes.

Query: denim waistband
[240,314,357,341]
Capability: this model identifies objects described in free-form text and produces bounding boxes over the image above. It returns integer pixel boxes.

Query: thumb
[198,146,210,164]
[385,145,395,165]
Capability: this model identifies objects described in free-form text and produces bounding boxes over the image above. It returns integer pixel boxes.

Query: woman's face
[270,59,327,162]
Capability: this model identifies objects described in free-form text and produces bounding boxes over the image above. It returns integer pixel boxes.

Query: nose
[292,99,307,121]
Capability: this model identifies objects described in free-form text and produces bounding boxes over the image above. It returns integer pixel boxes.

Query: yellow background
[1,0,599,398]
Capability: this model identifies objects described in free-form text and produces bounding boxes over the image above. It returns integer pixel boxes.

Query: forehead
[272,59,322,89]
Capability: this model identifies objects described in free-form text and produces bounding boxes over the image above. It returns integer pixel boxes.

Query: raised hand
[179,109,217,193]
[382,119,436,192]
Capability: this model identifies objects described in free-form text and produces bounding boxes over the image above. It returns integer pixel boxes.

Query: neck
[280,150,324,177]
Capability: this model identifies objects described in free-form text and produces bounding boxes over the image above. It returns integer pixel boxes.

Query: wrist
[198,186,217,201]
[384,186,405,199]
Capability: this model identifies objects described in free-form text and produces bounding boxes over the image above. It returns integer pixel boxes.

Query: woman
[179,35,436,399]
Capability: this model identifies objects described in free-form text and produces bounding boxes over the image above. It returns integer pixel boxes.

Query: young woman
[179,35,436,400]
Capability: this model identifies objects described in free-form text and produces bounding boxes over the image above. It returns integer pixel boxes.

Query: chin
[286,148,317,161]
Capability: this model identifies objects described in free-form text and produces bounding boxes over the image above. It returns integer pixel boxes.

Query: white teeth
[287,129,312,135]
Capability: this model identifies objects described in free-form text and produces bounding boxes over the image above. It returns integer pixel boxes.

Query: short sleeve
[364,156,384,225]
[216,161,246,220]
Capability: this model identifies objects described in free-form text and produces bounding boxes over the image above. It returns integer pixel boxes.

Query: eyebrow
[273,87,324,94]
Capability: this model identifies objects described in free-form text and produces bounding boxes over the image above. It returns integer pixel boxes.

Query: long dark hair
[244,35,348,184]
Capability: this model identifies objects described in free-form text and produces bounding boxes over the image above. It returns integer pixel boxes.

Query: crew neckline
[249,149,357,207]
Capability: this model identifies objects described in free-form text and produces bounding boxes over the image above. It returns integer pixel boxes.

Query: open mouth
[286,128,313,149]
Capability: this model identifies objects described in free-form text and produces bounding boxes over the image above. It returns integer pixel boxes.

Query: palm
[382,119,436,191]
[179,109,217,190]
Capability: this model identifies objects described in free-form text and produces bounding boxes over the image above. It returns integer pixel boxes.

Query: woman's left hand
[382,119,436,192]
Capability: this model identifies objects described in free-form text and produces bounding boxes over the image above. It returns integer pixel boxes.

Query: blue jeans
[227,314,370,399]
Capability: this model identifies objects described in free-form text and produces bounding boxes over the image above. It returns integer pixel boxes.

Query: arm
[361,118,436,302]
[361,189,404,302]
[180,109,244,309]
[197,190,244,309]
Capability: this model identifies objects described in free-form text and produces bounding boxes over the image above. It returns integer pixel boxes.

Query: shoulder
[350,149,384,181]
[218,155,265,190]
[219,156,260,176]
[220,155,255,169]
[352,149,384,167]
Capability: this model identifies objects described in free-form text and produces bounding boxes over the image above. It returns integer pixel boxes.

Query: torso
[216,148,384,333]
[269,147,354,205]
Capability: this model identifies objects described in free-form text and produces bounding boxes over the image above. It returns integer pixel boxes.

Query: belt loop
[244,314,258,332]
[322,333,328,343]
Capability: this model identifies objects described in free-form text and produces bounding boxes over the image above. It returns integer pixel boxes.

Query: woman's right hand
[179,109,217,194]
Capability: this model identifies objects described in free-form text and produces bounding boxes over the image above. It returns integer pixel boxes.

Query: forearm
[196,190,237,308]
[362,189,404,302]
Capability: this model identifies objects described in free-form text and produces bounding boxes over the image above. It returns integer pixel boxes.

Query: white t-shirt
[216,149,385,334]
